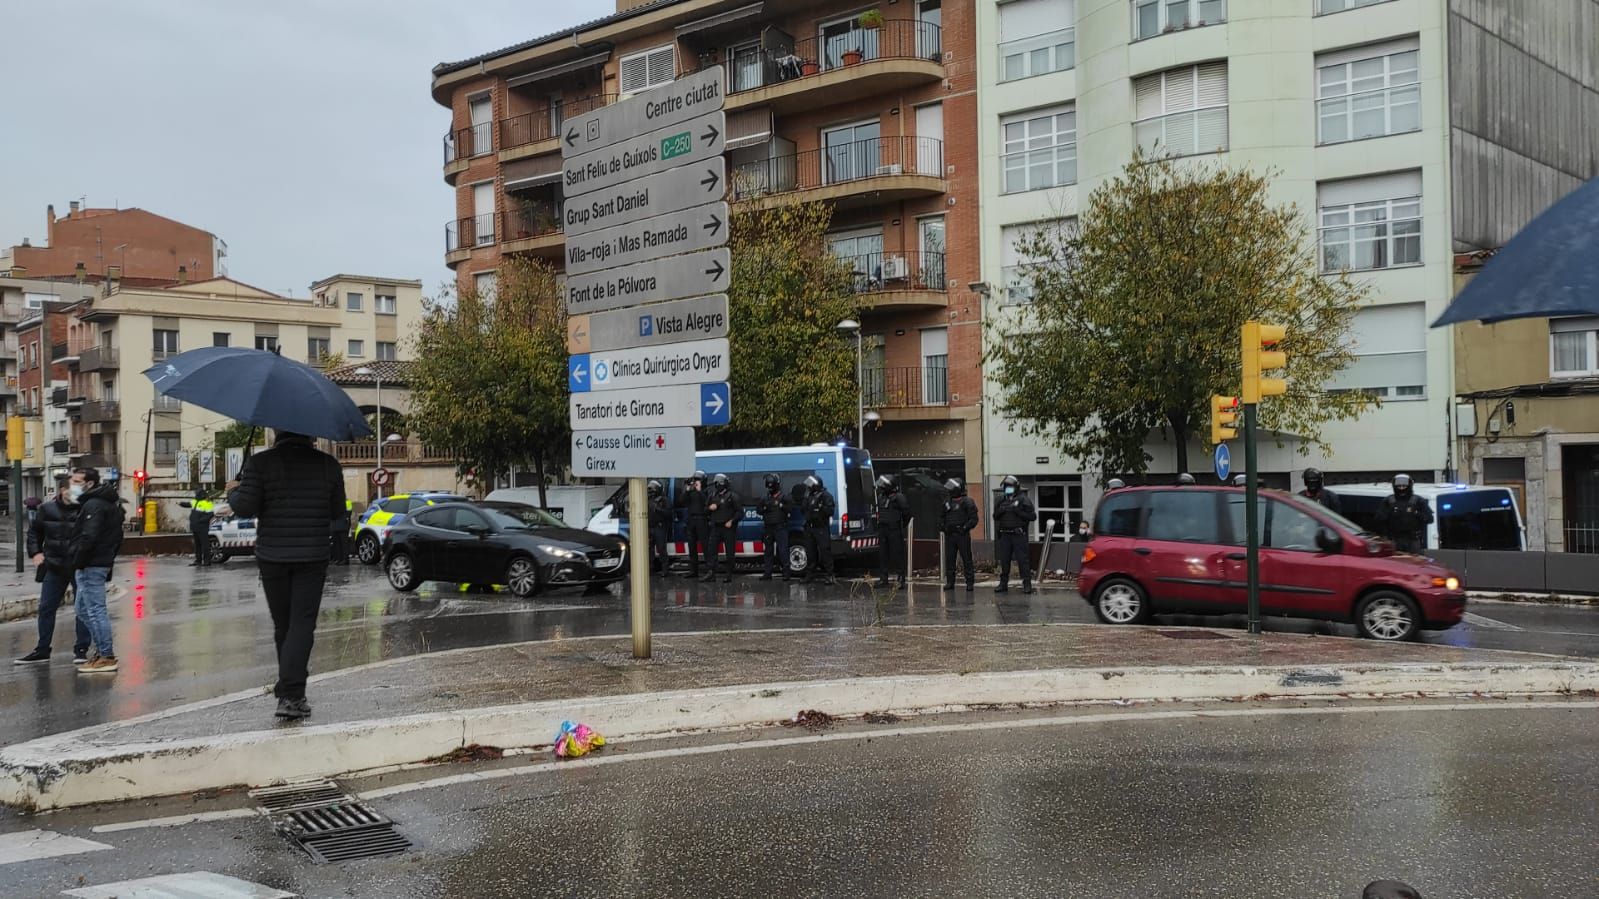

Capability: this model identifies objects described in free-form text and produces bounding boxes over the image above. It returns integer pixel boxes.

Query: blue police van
[586,444,881,574]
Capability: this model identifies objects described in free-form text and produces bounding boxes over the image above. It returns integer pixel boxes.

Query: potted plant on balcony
[858,9,885,29]
[801,58,820,76]
[842,48,864,66]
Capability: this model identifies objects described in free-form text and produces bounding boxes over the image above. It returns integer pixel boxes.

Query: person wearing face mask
[1070,520,1091,543]
[800,475,837,585]
[677,471,711,580]
[647,480,671,577]
[874,475,911,588]
[1374,473,1433,553]
[1297,467,1341,513]
[941,479,978,592]
[756,474,794,582]
[65,468,125,675]
[13,476,88,666]
[992,475,1036,594]
[704,473,742,583]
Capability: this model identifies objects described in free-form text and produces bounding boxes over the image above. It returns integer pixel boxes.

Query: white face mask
[68,484,85,502]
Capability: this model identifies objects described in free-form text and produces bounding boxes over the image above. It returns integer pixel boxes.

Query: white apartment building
[976,0,1593,534]
[308,274,427,365]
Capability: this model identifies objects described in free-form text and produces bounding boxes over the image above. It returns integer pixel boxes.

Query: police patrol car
[354,492,467,564]
[207,513,258,564]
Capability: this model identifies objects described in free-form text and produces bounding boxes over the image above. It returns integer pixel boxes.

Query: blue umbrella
[142,347,374,441]
[1433,176,1599,326]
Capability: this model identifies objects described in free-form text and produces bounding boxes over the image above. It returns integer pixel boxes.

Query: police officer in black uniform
[756,474,793,581]
[677,471,711,579]
[1298,467,1341,513]
[941,478,978,592]
[1374,473,1433,553]
[647,480,671,576]
[992,475,1036,594]
[185,489,215,567]
[705,473,742,583]
[800,475,837,585]
[874,475,912,588]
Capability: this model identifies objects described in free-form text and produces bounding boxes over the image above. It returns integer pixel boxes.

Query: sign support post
[1243,402,1261,635]
[628,476,650,658]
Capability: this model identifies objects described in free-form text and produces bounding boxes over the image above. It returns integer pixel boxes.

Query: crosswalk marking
[64,871,296,898]
[0,830,110,865]
[1463,611,1525,631]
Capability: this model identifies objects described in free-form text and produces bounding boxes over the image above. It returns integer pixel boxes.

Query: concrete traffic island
[3,622,1597,811]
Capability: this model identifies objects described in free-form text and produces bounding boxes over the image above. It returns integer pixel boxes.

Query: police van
[1330,483,1526,551]
[586,444,881,574]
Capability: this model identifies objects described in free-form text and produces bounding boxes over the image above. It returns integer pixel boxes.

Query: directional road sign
[560,66,725,157]
[564,246,728,314]
[569,337,729,394]
[565,201,728,276]
[1214,443,1231,482]
[569,293,728,355]
[561,110,726,199]
[572,426,697,478]
[564,158,726,238]
[570,381,732,430]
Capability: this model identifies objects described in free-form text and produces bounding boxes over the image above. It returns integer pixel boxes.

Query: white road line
[0,829,111,865]
[1463,611,1526,631]
[356,699,1599,802]
[64,871,295,898]
[91,808,259,834]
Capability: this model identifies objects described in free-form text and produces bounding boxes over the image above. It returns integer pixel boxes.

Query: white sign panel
[561,66,725,156]
[570,382,732,430]
[564,247,728,315]
[175,451,191,483]
[199,450,215,482]
[570,293,729,354]
[226,447,244,482]
[561,111,725,199]
[563,158,726,238]
[571,337,729,394]
[565,202,728,276]
[572,427,697,478]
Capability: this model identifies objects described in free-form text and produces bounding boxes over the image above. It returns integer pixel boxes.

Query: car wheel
[787,540,811,575]
[1094,577,1151,626]
[356,532,381,565]
[208,537,227,565]
[387,551,420,592]
[506,556,542,599]
[1356,591,1420,642]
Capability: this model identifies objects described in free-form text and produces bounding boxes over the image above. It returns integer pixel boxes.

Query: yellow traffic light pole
[1241,321,1287,635]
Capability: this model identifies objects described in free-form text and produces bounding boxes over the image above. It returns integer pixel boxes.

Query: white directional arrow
[572,365,587,384]
[704,392,726,416]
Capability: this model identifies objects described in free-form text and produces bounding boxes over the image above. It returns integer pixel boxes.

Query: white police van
[1330,483,1526,551]
[207,511,258,563]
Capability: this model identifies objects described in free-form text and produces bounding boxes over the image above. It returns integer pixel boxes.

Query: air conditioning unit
[875,164,903,176]
[882,255,910,280]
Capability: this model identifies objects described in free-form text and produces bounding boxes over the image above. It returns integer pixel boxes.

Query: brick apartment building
[430,0,984,495]
[0,201,226,287]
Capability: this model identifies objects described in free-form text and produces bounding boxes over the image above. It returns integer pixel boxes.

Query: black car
[382,501,627,597]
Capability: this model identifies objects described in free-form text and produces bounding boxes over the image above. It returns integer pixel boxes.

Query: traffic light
[133,469,147,483]
[1241,320,1288,404]
[1210,394,1239,446]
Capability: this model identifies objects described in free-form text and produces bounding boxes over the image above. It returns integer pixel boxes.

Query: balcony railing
[836,250,947,294]
[79,345,119,371]
[732,136,944,201]
[725,20,942,94]
[153,395,182,413]
[50,342,68,361]
[500,94,617,150]
[444,121,493,164]
[333,441,453,464]
[446,214,497,253]
[151,348,178,362]
[51,438,69,455]
[863,364,949,408]
[504,203,563,241]
[50,386,67,407]
[80,400,121,423]
[75,453,116,469]
[999,27,1076,82]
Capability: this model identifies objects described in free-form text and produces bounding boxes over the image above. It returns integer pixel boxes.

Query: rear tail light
[840,513,849,532]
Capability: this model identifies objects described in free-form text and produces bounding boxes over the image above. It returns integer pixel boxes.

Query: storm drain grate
[249,780,348,813]
[1155,629,1234,640]
[250,780,412,864]
[298,825,413,864]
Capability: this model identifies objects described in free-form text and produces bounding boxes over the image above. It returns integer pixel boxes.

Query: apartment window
[1317,0,1392,14]
[1002,105,1076,193]
[468,94,492,157]
[153,431,180,464]
[999,0,1076,81]
[1318,172,1422,273]
[1326,303,1426,400]
[24,293,48,310]
[1550,317,1599,378]
[375,291,397,315]
[1134,63,1228,158]
[473,271,497,301]
[153,394,182,412]
[346,292,363,312]
[212,332,230,348]
[255,335,279,353]
[308,337,332,363]
[348,339,366,358]
[1133,0,1226,40]
[1001,218,1069,305]
[1317,40,1419,144]
[619,45,675,95]
[827,229,885,292]
[152,329,179,360]
[376,341,398,361]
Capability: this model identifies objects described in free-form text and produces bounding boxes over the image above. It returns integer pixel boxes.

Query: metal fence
[732,136,943,200]
[835,250,947,294]
[500,94,617,149]
[863,365,949,408]
[446,214,497,252]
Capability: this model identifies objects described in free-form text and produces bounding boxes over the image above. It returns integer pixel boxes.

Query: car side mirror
[1314,527,1343,554]
[464,523,490,538]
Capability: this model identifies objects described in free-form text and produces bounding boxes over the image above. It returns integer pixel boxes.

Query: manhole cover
[1155,629,1233,640]
[251,780,412,864]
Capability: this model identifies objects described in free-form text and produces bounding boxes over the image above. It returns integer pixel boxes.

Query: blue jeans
[36,567,89,657]
[74,566,114,657]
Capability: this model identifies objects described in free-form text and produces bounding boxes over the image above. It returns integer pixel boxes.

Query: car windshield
[1279,492,1375,535]
[480,504,565,531]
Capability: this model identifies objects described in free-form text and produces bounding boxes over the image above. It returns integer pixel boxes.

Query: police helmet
[648,479,663,495]
[1304,467,1324,489]
[804,475,822,492]
[1001,475,1021,490]
[712,473,730,488]
[1233,474,1248,487]
[1177,473,1197,486]
[944,478,965,497]
[875,475,895,493]
[692,470,707,484]
[1393,473,1413,496]
[764,473,780,490]
[1105,478,1126,491]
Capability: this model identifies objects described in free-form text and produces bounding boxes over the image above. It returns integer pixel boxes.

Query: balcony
[863,365,950,416]
[718,20,943,115]
[153,395,183,413]
[732,136,944,210]
[16,405,39,418]
[838,250,948,310]
[51,438,68,455]
[74,453,116,469]
[443,121,493,183]
[80,401,121,424]
[332,441,453,465]
[501,203,564,258]
[499,94,616,160]
[50,386,67,407]
[79,346,119,372]
[445,213,497,265]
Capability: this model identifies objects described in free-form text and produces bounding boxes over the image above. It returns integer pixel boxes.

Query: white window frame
[308,337,332,363]
[346,291,363,312]
[347,339,366,358]
[467,93,493,158]
[1132,0,1227,41]
[1316,41,1420,145]
[999,0,1076,82]
[1317,174,1423,274]
[1001,218,1070,305]
[1326,302,1427,400]
[1002,105,1077,194]
[375,292,397,315]
[619,45,676,95]
[1133,63,1229,158]
[376,341,398,362]
[1550,318,1599,379]
[1316,0,1393,15]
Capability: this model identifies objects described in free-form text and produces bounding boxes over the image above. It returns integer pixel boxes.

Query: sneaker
[13,650,50,665]
[78,656,118,674]
[72,650,89,664]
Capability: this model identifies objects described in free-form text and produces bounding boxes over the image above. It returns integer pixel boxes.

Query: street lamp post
[354,367,385,498]
[837,319,863,445]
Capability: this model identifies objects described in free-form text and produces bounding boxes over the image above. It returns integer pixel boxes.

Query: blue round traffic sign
[1214,443,1231,482]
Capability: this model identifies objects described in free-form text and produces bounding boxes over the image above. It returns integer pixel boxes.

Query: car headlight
[538,545,581,560]
[1431,576,1462,591]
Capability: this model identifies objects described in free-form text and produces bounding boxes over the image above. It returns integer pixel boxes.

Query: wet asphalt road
[4,701,1595,898]
[2,555,1597,745]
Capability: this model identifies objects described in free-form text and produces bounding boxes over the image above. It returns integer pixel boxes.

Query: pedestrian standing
[992,475,1036,594]
[941,478,977,593]
[227,431,346,720]
[66,467,124,674]
[13,477,88,665]
[874,475,911,588]
[800,476,837,585]
[647,480,671,576]
[1070,520,1091,542]
[756,474,793,581]
[1374,473,1433,554]
[704,473,742,583]
[184,489,215,567]
[1297,467,1341,513]
[678,471,711,579]
[330,499,353,565]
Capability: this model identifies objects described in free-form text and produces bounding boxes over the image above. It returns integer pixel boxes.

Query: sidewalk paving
[5,622,1599,811]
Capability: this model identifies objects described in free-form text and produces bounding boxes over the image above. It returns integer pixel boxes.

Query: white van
[1328,483,1525,551]
[486,485,615,529]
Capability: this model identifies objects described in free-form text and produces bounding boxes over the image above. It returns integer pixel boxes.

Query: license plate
[594,557,622,569]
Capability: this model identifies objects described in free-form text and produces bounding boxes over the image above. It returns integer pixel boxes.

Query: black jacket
[228,437,347,564]
[707,487,742,526]
[756,489,793,529]
[877,492,912,529]
[993,492,1037,532]
[1298,487,1342,514]
[68,483,125,571]
[1375,493,1433,552]
[942,495,978,535]
[802,488,836,528]
[649,494,672,530]
[678,484,709,519]
[28,497,78,570]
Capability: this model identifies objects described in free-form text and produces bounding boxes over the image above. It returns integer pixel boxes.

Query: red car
[1078,486,1466,641]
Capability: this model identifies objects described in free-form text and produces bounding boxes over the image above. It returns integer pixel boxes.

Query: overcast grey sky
[1,1,586,299]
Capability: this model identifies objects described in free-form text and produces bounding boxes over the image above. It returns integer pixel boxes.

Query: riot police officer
[992,475,1036,594]
[677,471,711,578]
[1298,467,1341,513]
[1374,473,1433,553]
[756,474,793,581]
[874,475,912,588]
[705,473,742,583]
[941,479,978,592]
[800,475,837,585]
[647,480,671,576]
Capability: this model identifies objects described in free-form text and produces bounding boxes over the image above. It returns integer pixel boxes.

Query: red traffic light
[133,469,148,481]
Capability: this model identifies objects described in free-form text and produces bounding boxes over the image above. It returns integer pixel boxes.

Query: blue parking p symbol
[638,315,654,337]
